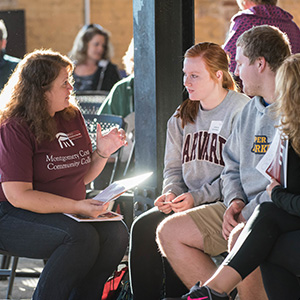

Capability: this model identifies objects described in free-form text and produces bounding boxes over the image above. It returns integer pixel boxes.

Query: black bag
[116,280,133,300]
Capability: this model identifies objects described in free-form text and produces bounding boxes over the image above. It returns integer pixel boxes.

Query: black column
[133,0,194,215]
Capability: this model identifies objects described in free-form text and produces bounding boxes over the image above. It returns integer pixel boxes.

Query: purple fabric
[223,5,300,74]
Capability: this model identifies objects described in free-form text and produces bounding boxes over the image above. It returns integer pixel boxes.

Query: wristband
[95,149,109,159]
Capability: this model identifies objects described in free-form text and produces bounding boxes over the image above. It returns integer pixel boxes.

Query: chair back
[79,102,103,114]
[76,90,108,114]
[83,113,125,186]
[83,114,124,151]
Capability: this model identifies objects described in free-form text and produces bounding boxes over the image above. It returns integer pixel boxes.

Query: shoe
[229,288,237,300]
[181,282,235,300]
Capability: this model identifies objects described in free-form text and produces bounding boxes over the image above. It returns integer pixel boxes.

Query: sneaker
[181,282,235,300]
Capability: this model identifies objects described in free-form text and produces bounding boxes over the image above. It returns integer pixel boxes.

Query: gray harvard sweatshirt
[162,90,249,206]
[222,96,278,220]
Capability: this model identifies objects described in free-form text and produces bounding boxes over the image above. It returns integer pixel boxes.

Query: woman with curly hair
[0,48,128,300]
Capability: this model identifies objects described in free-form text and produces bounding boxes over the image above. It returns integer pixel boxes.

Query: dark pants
[224,202,300,300]
[129,207,188,300]
[261,230,300,299]
[0,201,129,300]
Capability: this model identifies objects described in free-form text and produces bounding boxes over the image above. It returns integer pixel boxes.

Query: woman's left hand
[96,123,127,157]
[266,178,280,198]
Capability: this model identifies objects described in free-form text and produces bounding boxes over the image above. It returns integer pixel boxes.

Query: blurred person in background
[99,38,134,118]
[69,24,121,92]
[0,19,20,91]
[223,0,300,89]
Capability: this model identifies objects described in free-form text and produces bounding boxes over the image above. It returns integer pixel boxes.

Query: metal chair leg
[6,256,19,299]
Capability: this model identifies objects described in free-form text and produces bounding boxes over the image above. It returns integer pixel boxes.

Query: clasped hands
[154,191,194,214]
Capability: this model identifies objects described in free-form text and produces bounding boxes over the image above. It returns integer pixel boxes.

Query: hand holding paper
[256,129,286,187]
[64,172,153,222]
[93,172,153,204]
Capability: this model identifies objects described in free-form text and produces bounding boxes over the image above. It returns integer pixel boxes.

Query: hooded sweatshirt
[222,96,278,220]
[223,5,300,74]
[162,89,249,206]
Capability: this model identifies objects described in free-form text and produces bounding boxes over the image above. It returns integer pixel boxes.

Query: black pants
[128,207,188,300]
[224,202,300,300]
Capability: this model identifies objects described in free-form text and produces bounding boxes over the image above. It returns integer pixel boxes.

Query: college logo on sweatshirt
[251,135,271,154]
[182,131,226,166]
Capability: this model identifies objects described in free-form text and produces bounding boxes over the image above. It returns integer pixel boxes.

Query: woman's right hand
[75,199,110,218]
[154,192,176,214]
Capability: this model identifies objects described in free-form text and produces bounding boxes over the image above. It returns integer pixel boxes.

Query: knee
[228,222,245,251]
[108,221,129,250]
[65,224,100,257]
[251,202,278,227]
[117,221,129,249]
[130,216,143,239]
[255,202,276,217]
[130,209,162,242]
[156,216,177,255]
[67,223,99,246]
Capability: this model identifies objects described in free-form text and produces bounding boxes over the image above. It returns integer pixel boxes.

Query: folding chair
[76,90,108,115]
[0,250,41,299]
[78,102,103,114]
[83,113,125,185]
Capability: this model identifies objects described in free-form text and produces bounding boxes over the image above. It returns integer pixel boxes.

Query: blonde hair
[0,19,7,40]
[122,38,134,75]
[273,53,300,155]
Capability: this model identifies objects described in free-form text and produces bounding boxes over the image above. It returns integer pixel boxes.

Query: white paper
[92,172,153,203]
[64,211,123,222]
[256,129,281,182]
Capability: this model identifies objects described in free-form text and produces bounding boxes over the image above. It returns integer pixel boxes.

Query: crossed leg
[157,202,267,300]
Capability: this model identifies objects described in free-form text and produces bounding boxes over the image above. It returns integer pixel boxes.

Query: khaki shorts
[188,201,227,256]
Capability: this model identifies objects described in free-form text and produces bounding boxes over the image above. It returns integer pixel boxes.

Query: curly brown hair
[273,54,300,155]
[0,49,78,143]
[175,42,237,128]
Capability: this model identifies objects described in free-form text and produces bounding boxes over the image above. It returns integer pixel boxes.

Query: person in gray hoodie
[129,42,249,300]
[176,53,300,300]
[157,25,291,300]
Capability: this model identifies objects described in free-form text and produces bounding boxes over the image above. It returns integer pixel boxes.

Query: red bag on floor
[101,266,128,300]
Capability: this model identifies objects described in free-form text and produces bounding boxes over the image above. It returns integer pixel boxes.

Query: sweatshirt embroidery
[251,135,271,154]
[182,131,226,166]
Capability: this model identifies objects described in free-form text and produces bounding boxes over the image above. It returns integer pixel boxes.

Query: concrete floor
[0,255,239,300]
[0,254,129,300]
[0,257,42,300]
